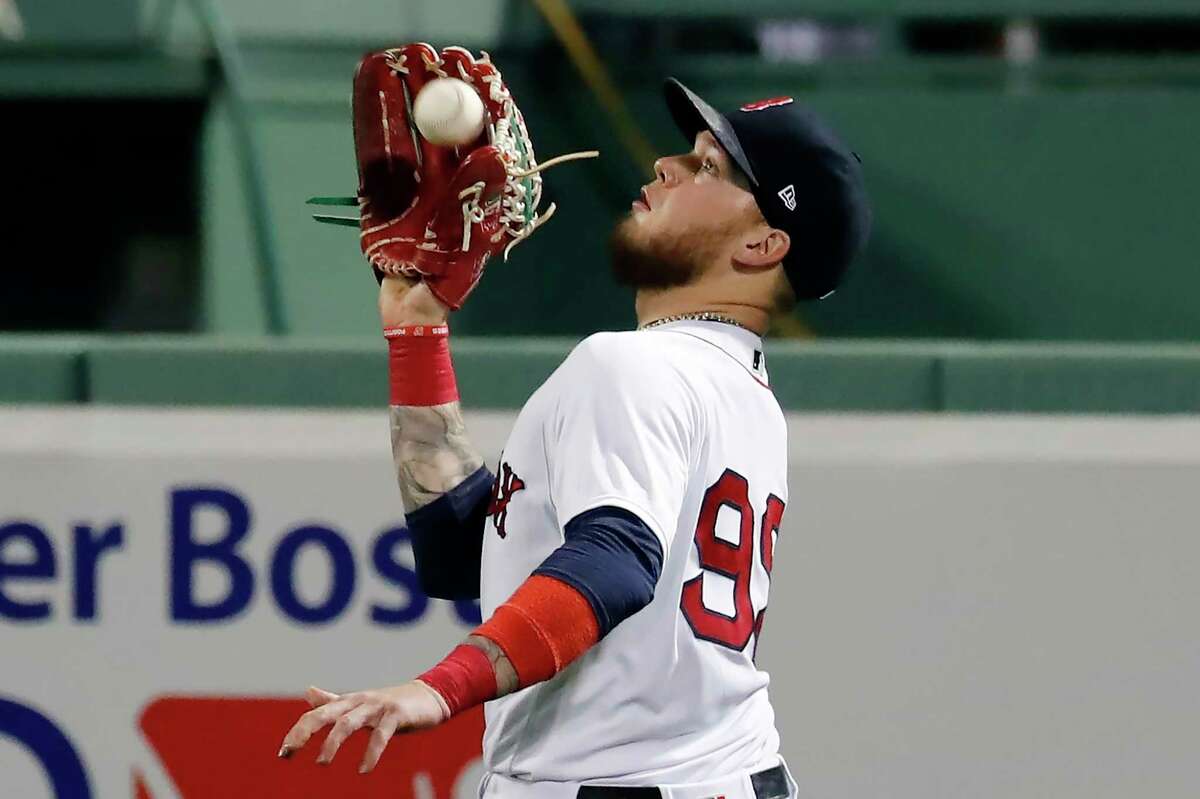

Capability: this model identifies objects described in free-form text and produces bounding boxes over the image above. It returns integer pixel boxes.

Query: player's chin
[610,213,640,246]
[614,207,646,235]
[610,216,661,263]
[609,229,694,290]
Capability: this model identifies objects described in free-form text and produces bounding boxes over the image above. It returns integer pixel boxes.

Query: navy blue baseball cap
[663,78,871,301]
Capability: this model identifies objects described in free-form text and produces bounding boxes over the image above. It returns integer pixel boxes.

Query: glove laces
[389,46,598,259]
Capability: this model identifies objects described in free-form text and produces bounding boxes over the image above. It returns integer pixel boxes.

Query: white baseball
[413,77,487,147]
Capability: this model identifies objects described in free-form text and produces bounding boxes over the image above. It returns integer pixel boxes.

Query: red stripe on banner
[138,696,483,797]
[133,771,153,799]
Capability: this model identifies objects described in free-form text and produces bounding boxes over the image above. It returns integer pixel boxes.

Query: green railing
[3,336,1199,413]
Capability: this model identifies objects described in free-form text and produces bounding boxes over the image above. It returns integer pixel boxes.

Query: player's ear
[731,225,790,272]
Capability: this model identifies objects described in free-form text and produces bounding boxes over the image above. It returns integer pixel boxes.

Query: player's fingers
[316,701,380,765]
[278,696,360,757]
[358,712,402,773]
[306,685,340,708]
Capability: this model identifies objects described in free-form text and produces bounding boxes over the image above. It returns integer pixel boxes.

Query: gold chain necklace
[640,311,755,334]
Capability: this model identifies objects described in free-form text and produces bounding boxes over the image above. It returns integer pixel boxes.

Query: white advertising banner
[1,408,1198,799]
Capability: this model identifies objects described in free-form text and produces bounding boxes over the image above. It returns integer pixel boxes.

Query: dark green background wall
[4,1,1199,341]
[201,50,1200,341]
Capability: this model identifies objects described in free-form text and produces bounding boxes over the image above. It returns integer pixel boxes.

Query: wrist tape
[384,324,457,406]
[416,643,496,716]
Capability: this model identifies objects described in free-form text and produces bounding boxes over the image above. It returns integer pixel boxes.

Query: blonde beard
[608,212,749,291]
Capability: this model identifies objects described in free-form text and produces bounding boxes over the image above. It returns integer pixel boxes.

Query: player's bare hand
[277,681,450,773]
[379,276,449,327]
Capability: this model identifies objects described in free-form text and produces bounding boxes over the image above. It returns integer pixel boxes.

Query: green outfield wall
[2,336,1199,413]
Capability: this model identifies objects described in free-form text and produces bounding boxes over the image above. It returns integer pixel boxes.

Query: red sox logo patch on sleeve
[740,96,794,112]
[487,461,525,539]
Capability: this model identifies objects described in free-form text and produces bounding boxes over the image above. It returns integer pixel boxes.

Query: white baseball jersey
[479,319,789,785]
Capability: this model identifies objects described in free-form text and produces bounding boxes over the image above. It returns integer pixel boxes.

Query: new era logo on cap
[777,184,797,211]
[740,96,794,112]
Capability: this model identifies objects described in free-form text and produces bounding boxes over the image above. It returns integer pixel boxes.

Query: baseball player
[280,44,870,799]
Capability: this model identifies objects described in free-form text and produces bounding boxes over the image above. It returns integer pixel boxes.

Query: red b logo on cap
[740,97,794,112]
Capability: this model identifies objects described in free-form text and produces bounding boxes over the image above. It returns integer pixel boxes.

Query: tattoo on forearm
[466,634,520,698]
[390,402,484,512]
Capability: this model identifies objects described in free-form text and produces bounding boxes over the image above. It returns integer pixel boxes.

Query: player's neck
[635,288,770,336]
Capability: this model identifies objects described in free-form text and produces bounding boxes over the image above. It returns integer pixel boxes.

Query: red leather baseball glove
[311,43,596,311]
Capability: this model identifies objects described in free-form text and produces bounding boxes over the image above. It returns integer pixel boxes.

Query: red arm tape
[418,575,602,715]
[476,574,601,687]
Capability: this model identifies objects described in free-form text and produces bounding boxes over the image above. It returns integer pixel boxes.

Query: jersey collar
[644,319,770,387]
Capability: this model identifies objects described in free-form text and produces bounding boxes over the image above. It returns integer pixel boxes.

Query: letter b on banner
[171,487,254,622]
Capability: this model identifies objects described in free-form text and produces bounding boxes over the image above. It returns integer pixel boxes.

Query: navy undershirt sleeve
[533,506,664,637]
[404,465,492,600]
